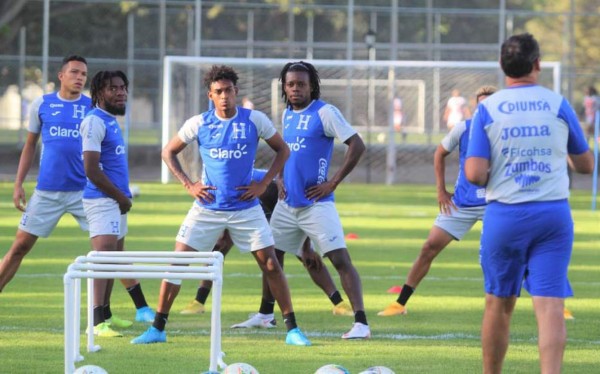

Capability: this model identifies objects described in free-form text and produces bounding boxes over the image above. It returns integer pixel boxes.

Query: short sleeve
[81,115,106,152]
[319,104,357,142]
[27,97,44,133]
[249,110,277,140]
[440,120,466,152]
[177,115,202,144]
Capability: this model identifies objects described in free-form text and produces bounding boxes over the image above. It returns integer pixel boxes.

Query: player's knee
[420,241,443,261]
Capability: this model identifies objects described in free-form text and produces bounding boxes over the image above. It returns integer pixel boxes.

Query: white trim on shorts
[176,203,274,253]
[270,200,346,256]
[19,189,87,238]
[82,198,128,239]
[433,205,485,240]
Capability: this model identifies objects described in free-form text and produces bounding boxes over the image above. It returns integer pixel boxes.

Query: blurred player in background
[465,33,593,374]
[236,61,370,340]
[180,169,354,321]
[443,89,470,130]
[132,65,311,346]
[81,70,155,338]
[378,85,497,317]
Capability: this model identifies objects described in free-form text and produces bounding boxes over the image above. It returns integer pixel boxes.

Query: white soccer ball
[314,364,350,374]
[221,362,259,374]
[73,365,108,374]
[359,366,396,374]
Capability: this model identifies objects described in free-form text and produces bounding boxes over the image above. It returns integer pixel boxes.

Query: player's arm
[433,144,456,215]
[465,157,489,186]
[13,132,40,211]
[305,133,365,201]
[161,135,216,202]
[262,132,289,186]
[568,152,594,174]
[83,150,131,214]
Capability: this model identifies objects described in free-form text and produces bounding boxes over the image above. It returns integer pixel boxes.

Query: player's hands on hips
[236,181,266,201]
[186,181,216,204]
[13,185,27,212]
[117,196,132,214]
[437,190,457,215]
[305,181,336,202]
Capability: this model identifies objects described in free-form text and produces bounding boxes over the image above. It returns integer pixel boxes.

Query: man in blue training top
[0,55,90,293]
[132,65,311,346]
[378,85,497,317]
[465,33,593,374]
[236,61,369,340]
[81,70,154,337]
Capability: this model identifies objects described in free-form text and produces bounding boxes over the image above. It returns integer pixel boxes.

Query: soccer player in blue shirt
[378,85,497,317]
[81,70,154,337]
[0,56,90,293]
[238,61,369,340]
[465,33,593,374]
[132,65,311,346]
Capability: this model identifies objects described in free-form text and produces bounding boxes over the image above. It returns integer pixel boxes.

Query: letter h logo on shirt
[296,115,311,130]
[231,122,247,140]
[72,104,86,119]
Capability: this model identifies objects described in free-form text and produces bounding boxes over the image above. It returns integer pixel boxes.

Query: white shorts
[176,203,273,253]
[19,189,88,238]
[82,198,128,239]
[433,205,485,240]
[270,200,346,256]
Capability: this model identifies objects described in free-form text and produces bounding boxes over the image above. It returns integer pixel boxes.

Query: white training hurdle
[63,251,224,374]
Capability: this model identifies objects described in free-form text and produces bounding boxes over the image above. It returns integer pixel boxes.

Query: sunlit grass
[0,182,598,373]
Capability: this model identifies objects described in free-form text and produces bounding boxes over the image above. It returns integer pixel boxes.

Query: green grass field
[0,182,598,373]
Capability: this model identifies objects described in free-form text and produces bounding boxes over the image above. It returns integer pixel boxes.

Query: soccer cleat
[564,308,575,320]
[92,322,123,337]
[285,327,312,346]
[332,301,354,316]
[230,313,276,329]
[107,315,133,328]
[130,326,167,344]
[377,302,407,316]
[341,322,371,339]
[135,306,156,323]
[180,300,206,315]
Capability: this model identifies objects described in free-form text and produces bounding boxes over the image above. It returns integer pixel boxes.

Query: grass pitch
[0,182,598,373]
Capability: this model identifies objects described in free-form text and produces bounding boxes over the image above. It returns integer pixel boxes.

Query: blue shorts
[480,200,573,298]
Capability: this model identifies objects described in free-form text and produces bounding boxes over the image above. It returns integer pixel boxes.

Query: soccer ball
[314,364,350,374]
[73,365,108,374]
[129,184,141,198]
[359,366,396,374]
[221,362,259,374]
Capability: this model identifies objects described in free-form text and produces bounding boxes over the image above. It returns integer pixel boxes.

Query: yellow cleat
[377,302,407,317]
[332,301,354,316]
[563,308,575,320]
[93,322,123,337]
[180,300,206,314]
[107,315,133,328]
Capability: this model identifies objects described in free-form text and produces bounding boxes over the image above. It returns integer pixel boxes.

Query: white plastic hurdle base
[63,251,224,374]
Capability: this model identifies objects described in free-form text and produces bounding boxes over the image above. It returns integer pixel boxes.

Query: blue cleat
[130,326,166,344]
[285,327,311,346]
[135,306,156,323]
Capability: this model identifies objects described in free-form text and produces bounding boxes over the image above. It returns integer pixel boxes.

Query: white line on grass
[2,326,599,345]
